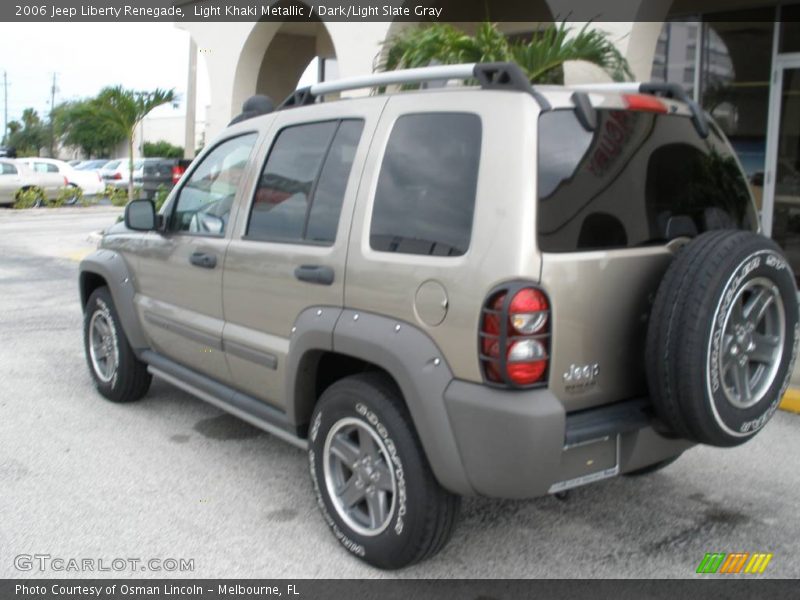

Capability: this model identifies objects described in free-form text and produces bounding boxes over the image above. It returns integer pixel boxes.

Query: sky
[0,22,322,132]
[0,22,215,127]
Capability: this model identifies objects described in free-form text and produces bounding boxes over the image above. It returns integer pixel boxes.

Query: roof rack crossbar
[277,62,550,111]
[569,81,710,138]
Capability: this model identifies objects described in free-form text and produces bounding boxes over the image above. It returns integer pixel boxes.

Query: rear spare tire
[646,230,799,447]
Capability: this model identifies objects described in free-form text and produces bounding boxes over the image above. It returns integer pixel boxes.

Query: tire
[646,230,799,447]
[65,184,81,205]
[83,286,151,403]
[308,373,460,569]
[624,454,681,477]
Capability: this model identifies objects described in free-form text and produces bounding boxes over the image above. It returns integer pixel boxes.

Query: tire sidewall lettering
[309,394,409,563]
[706,249,795,437]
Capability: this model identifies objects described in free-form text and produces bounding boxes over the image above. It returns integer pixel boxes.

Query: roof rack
[569,81,710,138]
[277,62,551,111]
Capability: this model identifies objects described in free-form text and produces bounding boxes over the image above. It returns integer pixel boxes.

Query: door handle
[190,251,217,269]
[294,265,334,285]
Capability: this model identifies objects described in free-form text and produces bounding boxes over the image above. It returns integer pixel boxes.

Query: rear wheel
[83,286,151,403]
[65,184,82,205]
[308,373,459,569]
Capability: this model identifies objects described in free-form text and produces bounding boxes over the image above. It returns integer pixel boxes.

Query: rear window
[537,109,756,252]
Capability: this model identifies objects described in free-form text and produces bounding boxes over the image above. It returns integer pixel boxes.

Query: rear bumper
[443,380,692,498]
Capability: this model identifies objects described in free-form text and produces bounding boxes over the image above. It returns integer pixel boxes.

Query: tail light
[480,283,550,387]
[97,173,102,182]
[63,176,68,186]
[111,172,122,180]
[172,165,185,184]
[622,93,667,114]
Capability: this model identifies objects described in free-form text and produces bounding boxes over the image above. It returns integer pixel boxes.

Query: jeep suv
[79,63,799,569]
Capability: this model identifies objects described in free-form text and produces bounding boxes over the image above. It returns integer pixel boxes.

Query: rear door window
[247,119,364,245]
[537,109,756,252]
[370,113,482,257]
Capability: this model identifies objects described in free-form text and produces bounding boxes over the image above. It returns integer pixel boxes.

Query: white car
[0,158,65,206]
[17,157,105,199]
[100,158,143,189]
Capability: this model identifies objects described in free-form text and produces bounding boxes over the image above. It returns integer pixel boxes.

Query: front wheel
[83,286,151,403]
[308,373,459,569]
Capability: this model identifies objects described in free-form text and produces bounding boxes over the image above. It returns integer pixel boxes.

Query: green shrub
[13,188,44,209]
[54,186,83,207]
[143,140,183,159]
[106,185,128,207]
[153,185,170,212]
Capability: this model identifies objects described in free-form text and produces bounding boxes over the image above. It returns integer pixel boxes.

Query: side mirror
[124,199,157,231]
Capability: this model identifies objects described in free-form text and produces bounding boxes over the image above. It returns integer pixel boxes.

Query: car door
[132,132,261,384]
[30,161,64,198]
[0,161,22,204]
[222,98,385,408]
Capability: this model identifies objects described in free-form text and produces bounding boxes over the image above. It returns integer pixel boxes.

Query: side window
[46,163,59,173]
[370,113,482,256]
[169,133,258,235]
[1,163,17,175]
[247,119,364,244]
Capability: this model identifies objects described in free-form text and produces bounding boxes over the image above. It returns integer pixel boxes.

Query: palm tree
[91,86,175,202]
[379,21,633,85]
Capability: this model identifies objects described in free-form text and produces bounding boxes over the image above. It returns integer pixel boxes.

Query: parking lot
[1,207,799,579]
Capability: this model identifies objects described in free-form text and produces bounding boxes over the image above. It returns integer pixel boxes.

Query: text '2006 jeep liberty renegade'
[79,63,799,569]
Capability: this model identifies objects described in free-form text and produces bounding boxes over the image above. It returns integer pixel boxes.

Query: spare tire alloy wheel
[716,278,784,411]
[647,231,800,447]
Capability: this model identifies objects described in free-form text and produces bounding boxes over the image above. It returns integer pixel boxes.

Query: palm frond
[378,20,632,85]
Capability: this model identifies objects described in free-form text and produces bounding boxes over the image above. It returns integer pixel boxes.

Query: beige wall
[179,0,671,140]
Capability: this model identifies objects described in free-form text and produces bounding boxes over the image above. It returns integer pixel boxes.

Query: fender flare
[79,249,148,351]
[285,307,474,496]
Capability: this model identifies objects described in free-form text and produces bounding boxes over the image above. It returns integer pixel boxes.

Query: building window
[650,20,700,98]
[700,11,774,208]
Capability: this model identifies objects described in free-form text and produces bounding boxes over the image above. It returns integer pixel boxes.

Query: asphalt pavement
[1,207,798,579]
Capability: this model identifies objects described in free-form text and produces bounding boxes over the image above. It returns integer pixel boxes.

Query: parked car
[75,159,112,172]
[17,157,105,201]
[101,158,142,189]
[133,157,192,200]
[78,63,799,569]
[0,158,64,206]
[0,146,16,158]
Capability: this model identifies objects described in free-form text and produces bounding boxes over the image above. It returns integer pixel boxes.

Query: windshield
[537,109,757,252]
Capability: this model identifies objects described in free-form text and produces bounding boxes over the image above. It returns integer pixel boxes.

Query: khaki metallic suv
[79,63,799,569]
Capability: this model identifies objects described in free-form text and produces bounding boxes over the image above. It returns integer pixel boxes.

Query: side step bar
[142,350,307,450]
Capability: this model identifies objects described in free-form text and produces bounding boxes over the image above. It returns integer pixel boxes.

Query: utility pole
[49,72,58,157]
[184,37,197,159]
[3,71,7,146]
